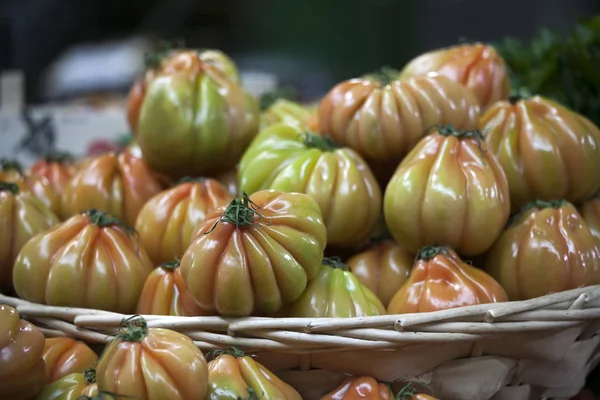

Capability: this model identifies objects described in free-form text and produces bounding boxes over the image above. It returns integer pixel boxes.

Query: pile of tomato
[1,42,599,400]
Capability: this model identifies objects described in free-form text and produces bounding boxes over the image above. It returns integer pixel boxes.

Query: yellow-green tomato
[238,123,381,247]
[35,370,98,400]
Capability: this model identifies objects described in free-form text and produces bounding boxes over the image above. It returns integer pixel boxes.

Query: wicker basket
[2,285,600,400]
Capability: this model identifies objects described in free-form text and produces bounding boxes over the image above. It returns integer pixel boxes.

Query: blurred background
[0,0,599,105]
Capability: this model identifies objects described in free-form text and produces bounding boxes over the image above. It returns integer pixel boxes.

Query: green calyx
[395,382,433,400]
[83,368,96,384]
[435,124,485,142]
[205,192,269,234]
[115,315,148,343]
[322,256,350,271]
[416,246,451,262]
[84,209,137,236]
[364,66,400,86]
[207,346,247,360]
[508,87,533,104]
[259,86,298,111]
[0,182,19,194]
[144,38,186,69]
[0,158,23,174]
[508,199,568,227]
[159,260,180,271]
[300,132,338,152]
[43,151,75,163]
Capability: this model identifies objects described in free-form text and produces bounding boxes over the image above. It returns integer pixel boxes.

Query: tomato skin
[289,259,386,318]
[135,50,258,179]
[485,201,600,300]
[400,43,510,109]
[321,376,393,400]
[239,124,381,247]
[179,190,327,317]
[317,74,480,166]
[35,371,98,400]
[346,240,413,307]
[0,304,46,400]
[0,183,59,290]
[383,126,510,256]
[136,262,208,316]
[95,323,208,400]
[207,354,301,400]
[29,156,78,219]
[260,98,315,130]
[61,150,168,226]
[580,196,600,246]
[479,96,600,210]
[388,247,508,314]
[135,179,232,265]
[12,211,153,313]
[42,337,99,383]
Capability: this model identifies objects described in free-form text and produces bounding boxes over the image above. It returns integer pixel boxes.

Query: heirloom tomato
[12,209,153,313]
[35,368,99,400]
[384,125,510,256]
[289,257,386,318]
[135,177,232,265]
[179,190,327,317]
[0,182,59,291]
[321,376,393,400]
[346,239,413,307]
[317,73,480,171]
[400,43,510,109]
[0,304,46,400]
[206,347,301,400]
[239,124,381,247]
[28,152,78,218]
[42,337,99,383]
[130,49,259,178]
[478,95,600,210]
[388,246,508,314]
[580,193,600,246]
[61,150,168,226]
[136,260,208,316]
[485,200,600,300]
[95,316,208,400]
[260,96,315,130]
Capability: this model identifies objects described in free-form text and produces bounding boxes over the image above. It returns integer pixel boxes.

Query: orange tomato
[136,260,208,316]
[321,376,393,400]
[384,125,510,256]
[42,337,99,383]
[61,150,169,226]
[479,95,600,210]
[485,200,600,300]
[135,178,232,265]
[12,209,153,313]
[28,152,78,218]
[95,316,208,400]
[346,240,413,307]
[580,194,600,246]
[0,304,46,400]
[388,246,508,314]
[400,43,510,109]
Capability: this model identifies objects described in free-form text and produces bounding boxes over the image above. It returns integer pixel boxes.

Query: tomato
[42,337,99,383]
[239,124,381,247]
[179,190,327,317]
[346,239,413,307]
[0,304,46,400]
[12,209,153,313]
[384,125,510,256]
[0,158,26,184]
[131,49,259,179]
[289,257,386,317]
[400,43,510,109]
[260,97,315,130]
[135,178,232,265]
[485,200,600,300]
[28,152,78,218]
[61,150,169,226]
[321,376,393,400]
[388,246,508,314]
[95,316,208,400]
[0,182,59,291]
[215,168,239,196]
[136,260,208,316]
[395,383,439,400]
[206,348,301,400]
[35,369,99,399]
[317,73,479,177]
[580,194,600,246]
[478,95,600,210]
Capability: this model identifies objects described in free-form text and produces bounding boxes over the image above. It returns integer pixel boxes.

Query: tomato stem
[207,346,247,360]
[204,192,270,234]
[508,87,532,104]
[416,246,451,262]
[322,256,350,271]
[43,151,75,164]
[435,124,487,162]
[300,132,338,152]
[364,66,400,86]
[159,260,181,271]
[115,315,148,342]
[144,38,186,69]
[83,368,96,384]
[84,209,137,236]
[0,158,24,175]
[395,382,434,400]
[0,182,19,194]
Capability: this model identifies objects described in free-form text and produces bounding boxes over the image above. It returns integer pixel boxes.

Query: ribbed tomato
[28,152,78,218]
[485,200,600,300]
[135,178,232,265]
[384,125,510,256]
[12,209,153,313]
[321,376,393,400]
[388,246,508,314]
[0,304,46,400]
[42,337,99,383]
[35,369,99,399]
[580,193,600,246]
[260,97,315,130]
[400,43,510,109]
[179,190,327,317]
[95,316,208,400]
[0,182,59,291]
[239,124,381,247]
[478,95,600,210]
[136,260,208,316]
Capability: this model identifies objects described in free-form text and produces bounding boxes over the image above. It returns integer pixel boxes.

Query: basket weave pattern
[2,285,600,400]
